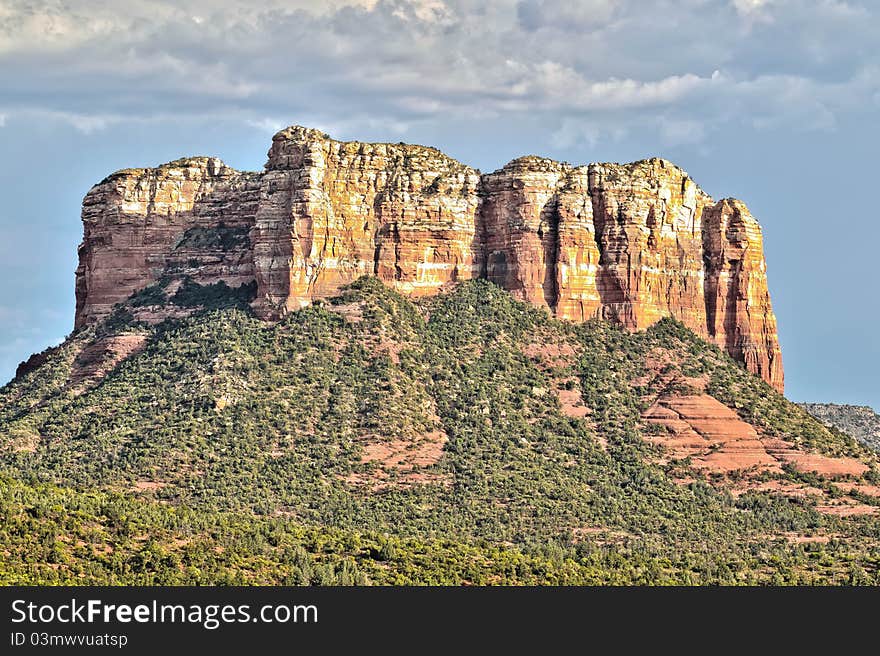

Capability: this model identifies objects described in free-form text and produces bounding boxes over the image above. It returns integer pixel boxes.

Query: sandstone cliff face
[587,159,711,334]
[75,157,258,328]
[252,127,481,319]
[703,199,784,391]
[480,156,570,308]
[553,166,602,322]
[74,126,784,391]
[477,156,782,391]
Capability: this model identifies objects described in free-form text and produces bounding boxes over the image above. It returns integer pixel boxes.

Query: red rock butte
[74,125,783,391]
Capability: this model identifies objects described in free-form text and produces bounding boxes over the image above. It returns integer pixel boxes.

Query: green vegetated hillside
[2,278,880,585]
[800,403,880,453]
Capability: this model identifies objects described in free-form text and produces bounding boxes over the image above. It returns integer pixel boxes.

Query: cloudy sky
[1,0,878,408]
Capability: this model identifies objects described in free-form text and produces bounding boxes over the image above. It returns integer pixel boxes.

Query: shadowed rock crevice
[539,197,560,312]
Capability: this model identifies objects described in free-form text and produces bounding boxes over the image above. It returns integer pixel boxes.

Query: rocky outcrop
[15,345,61,379]
[643,391,870,486]
[74,126,784,391]
[479,156,570,308]
[554,167,602,322]
[75,157,259,328]
[252,126,481,318]
[586,159,711,334]
[703,199,783,391]
[475,156,782,391]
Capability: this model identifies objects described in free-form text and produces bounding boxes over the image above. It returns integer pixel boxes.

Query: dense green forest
[2,278,879,584]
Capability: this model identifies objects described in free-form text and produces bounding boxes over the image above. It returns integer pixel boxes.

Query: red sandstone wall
[74,127,784,391]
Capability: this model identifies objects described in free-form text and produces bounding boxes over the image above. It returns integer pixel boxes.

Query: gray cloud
[0,0,878,144]
[516,0,619,31]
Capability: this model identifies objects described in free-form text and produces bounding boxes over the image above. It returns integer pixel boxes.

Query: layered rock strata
[74,126,784,391]
[251,126,481,318]
[75,157,259,327]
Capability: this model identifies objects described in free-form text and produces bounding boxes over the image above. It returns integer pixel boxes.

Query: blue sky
[1,0,878,408]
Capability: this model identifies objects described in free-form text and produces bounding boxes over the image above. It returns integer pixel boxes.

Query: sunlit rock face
[75,157,259,329]
[252,126,481,319]
[585,158,712,334]
[75,126,783,391]
[702,198,784,392]
[479,156,571,309]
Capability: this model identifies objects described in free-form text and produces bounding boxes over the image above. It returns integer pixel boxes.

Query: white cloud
[733,0,771,16]
[246,117,287,134]
[660,119,707,146]
[4,110,122,134]
[565,72,713,111]
[66,114,112,134]
[0,113,6,127]
[391,0,455,24]
[551,121,603,149]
